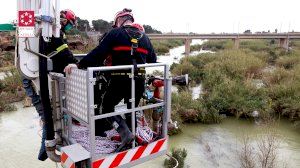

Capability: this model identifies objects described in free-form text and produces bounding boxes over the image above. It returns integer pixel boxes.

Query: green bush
[171,39,300,123]
[164,148,187,168]
[153,44,169,55]
[199,50,271,118]
[151,70,163,76]
[275,55,300,69]
[190,44,202,52]
[240,40,269,52]
[202,50,265,87]
[0,99,4,111]
[1,69,22,94]
[71,43,96,54]
[172,50,266,85]
[243,49,270,64]
[66,28,89,38]
[203,78,270,117]
[0,96,17,112]
[0,80,5,90]
[3,52,14,62]
[171,53,217,83]
[0,68,24,112]
[201,40,233,51]
[201,39,288,64]
[172,49,271,119]
[269,83,300,120]
[263,67,291,86]
[197,107,224,124]
[290,40,300,50]
[171,90,223,124]
[0,51,14,68]
[171,61,201,83]
[172,91,197,122]
[267,65,300,120]
[172,90,193,110]
[4,104,17,111]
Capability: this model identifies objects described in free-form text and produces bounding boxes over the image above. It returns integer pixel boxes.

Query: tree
[77,17,90,31]
[143,24,162,34]
[92,19,112,33]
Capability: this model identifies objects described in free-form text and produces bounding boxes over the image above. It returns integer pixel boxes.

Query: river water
[1,103,299,168]
[0,102,59,168]
[147,40,207,73]
[1,41,299,168]
[139,118,300,168]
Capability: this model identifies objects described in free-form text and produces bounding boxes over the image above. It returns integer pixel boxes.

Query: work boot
[114,118,134,152]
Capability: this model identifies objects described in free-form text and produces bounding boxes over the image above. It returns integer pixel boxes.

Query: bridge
[147,33,300,55]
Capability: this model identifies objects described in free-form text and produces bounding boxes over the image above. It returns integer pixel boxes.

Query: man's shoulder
[103,28,119,37]
[109,27,122,33]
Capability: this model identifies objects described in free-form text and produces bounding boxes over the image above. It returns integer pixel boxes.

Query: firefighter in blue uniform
[65,8,157,152]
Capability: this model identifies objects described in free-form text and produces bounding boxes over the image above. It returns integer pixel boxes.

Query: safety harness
[48,31,69,57]
[24,39,69,59]
[125,26,145,78]
[56,43,68,53]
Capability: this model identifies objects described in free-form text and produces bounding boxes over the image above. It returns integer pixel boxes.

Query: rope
[136,111,156,143]
[166,153,179,168]
[136,126,154,143]
[69,110,157,154]
[72,125,120,154]
[71,112,156,154]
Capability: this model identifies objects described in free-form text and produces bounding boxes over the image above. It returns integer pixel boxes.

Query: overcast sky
[1,0,299,33]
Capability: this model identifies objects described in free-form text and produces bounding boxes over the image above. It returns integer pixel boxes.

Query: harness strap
[45,44,69,59]
[124,26,145,79]
[130,38,139,77]
[113,46,148,55]
[56,44,68,53]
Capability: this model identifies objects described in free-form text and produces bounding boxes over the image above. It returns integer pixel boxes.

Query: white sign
[18,27,35,37]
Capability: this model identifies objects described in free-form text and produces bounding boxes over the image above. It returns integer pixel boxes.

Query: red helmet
[113,8,134,28]
[131,23,145,32]
[60,9,76,26]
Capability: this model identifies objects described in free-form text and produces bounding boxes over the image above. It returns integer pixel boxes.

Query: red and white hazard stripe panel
[93,138,168,168]
[61,152,75,168]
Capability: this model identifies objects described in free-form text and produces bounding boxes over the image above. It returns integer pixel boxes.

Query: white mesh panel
[65,69,88,123]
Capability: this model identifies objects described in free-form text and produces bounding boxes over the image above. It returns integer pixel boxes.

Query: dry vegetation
[239,125,282,168]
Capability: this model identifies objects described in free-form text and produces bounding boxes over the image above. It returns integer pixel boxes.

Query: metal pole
[67,113,72,140]
[87,68,96,165]
[131,65,136,148]
[163,65,171,137]
[54,0,60,38]
[87,63,167,72]
[93,103,164,120]
[58,77,65,133]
